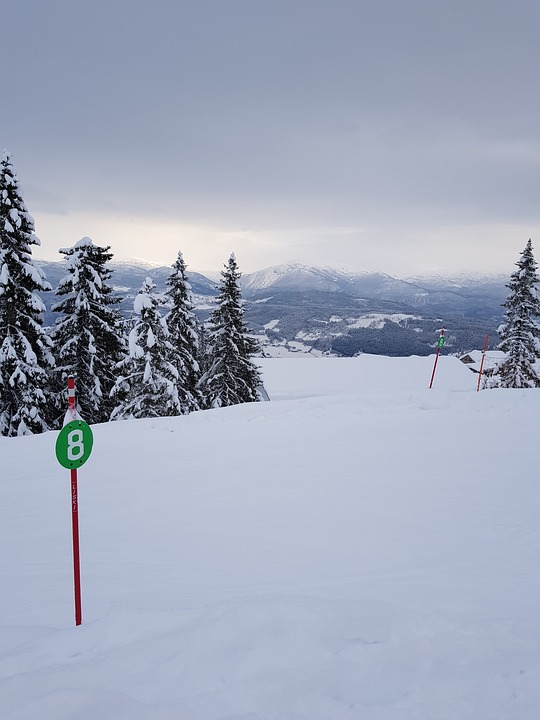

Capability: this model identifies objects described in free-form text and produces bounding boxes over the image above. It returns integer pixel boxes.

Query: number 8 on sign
[56,421,94,469]
[67,429,85,461]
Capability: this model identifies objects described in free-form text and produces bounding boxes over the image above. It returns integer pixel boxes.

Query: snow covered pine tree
[495,239,540,388]
[200,253,262,408]
[110,277,185,419]
[0,151,54,436]
[165,251,202,413]
[50,237,125,425]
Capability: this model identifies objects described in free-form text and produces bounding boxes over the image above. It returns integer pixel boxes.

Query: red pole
[71,468,82,626]
[67,376,82,625]
[429,327,445,389]
[476,334,489,392]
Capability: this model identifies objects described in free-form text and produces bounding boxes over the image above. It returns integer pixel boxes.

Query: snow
[128,328,144,359]
[262,343,317,358]
[133,292,154,314]
[143,359,152,383]
[263,319,280,330]
[242,264,369,293]
[461,350,506,369]
[146,327,156,348]
[74,237,93,248]
[405,270,508,286]
[0,263,9,285]
[21,261,48,287]
[287,340,324,355]
[8,209,22,228]
[347,313,420,330]
[1,355,540,718]
[295,330,321,341]
[191,294,215,310]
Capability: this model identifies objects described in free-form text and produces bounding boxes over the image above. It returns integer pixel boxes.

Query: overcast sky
[3,0,540,276]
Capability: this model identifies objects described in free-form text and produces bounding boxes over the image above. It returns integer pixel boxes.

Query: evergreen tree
[110,277,184,419]
[494,239,540,388]
[198,323,209,378]
[0,151,54,436]
[200,253,262,408]
[165,251,202,413]
[50,237,125,425]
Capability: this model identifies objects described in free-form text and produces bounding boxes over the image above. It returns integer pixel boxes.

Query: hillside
[2,356,540,719]
[36,260,508,357]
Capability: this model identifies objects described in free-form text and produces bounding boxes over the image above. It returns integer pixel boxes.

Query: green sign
[56,421,94,469]
[437,336,445,348]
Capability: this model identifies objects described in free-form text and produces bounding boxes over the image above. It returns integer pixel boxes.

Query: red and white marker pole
[476,334,489,392]
[67,376,77,420]
[429,327,445,389]
[68,377,82,626]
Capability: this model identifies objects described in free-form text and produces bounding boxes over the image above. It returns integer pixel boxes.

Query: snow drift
[1,355,539,719]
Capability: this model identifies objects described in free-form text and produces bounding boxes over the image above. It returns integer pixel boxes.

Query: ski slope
[1,355,540,719]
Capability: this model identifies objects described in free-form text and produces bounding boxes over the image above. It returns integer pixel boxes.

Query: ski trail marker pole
[67,377,82,626]
[55,377,93,626]
[429,327,445,389]
[70,460,82,626]
[476,334,489,392]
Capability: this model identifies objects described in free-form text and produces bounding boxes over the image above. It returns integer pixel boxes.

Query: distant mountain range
[36,260,509,358]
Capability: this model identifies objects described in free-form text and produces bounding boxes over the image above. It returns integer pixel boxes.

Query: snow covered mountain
[405,270,508,289]
[239,264,507,356]
[241,264,507,316]
[36,260,508,357]
[241,263,426,300]
[241,264,359,293]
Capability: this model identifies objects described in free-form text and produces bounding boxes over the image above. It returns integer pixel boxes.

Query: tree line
[3,150,539,437]
[0,152,262,437]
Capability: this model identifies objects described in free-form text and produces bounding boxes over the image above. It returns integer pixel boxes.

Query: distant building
[459,350,506,374]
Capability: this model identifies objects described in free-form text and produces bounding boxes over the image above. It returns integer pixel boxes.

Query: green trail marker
[429,326,446,389]
[56,377,91,626]
[56,420,94,469]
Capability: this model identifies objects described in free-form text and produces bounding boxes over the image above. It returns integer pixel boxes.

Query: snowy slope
[241,264,356,293]
[1,356,540,719]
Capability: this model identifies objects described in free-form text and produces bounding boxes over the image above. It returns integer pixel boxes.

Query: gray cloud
[3,0,540,273]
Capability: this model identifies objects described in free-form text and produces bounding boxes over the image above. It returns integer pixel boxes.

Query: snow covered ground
[2,355,540,719]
